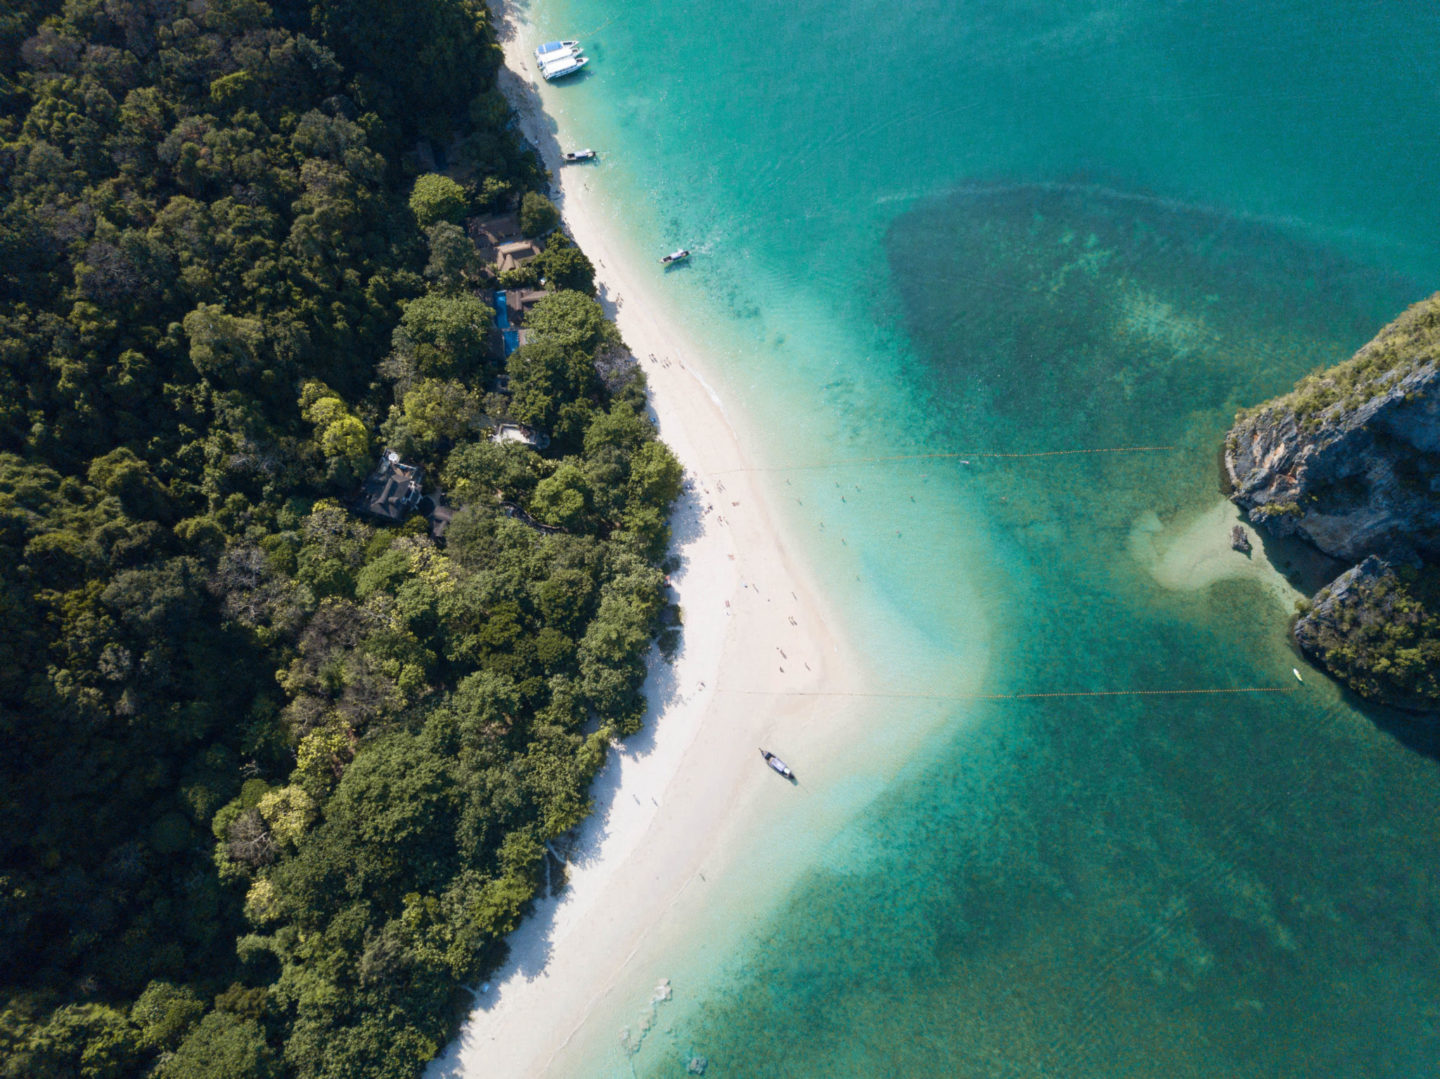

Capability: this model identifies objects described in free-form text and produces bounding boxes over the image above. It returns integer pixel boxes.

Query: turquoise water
[517,0,1440,1074]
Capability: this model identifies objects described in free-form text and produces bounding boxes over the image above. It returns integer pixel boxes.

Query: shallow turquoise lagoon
[519,0,1440,1074]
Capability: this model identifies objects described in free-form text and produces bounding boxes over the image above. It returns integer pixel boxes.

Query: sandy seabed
[428,8,871,1077]
[1130,496,1304,606]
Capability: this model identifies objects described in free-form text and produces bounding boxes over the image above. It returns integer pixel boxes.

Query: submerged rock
[1225,295,1440,712]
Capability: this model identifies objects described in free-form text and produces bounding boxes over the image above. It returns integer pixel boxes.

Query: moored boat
[660,249,691,265]
[535,40,581,62]
[539,53,589,81]
[563,149,597,162]
[759,749,795,780]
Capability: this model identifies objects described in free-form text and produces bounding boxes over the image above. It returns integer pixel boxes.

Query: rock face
[1225,294,1440,563]
[1226,295,1440,712]
[1292,556,1440,711]
[1293,557,1393,668]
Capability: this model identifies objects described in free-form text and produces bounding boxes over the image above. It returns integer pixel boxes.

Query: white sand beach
[428,9,871,1076]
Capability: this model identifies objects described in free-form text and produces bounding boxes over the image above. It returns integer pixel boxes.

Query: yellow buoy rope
[716,445,1177,474]
[717,685,1296,702]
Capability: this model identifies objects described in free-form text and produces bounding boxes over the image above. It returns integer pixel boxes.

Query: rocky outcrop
[1226,295,1440,712]
[1293,556,1440,711]
[1225,294,1440,563]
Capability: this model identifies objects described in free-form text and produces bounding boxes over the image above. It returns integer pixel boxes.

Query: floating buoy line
[719,685,1300,702]
[716,445,1177,475]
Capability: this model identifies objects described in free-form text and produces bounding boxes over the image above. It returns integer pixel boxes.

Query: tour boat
[539,53,590,80]
[534,40,581,62]
[563,149,597,162]
[759,749,795,780]
[660,249,691,265]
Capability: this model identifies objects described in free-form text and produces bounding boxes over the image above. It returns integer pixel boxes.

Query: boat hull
[534,40,580,62]
[541,57,589,80]
[760,749,795,780]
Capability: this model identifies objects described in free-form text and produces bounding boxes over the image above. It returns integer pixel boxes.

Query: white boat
[660,249,691,265]
[563,149,597,162]
[1293,667,1304,683]
[535,40,581,62]
[539,53,589,81]
[759,749,795,780]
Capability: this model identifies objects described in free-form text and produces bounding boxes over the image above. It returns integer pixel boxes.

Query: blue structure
[495,290,519,356]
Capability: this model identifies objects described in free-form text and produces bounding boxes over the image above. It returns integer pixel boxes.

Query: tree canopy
[409,174,468,229]
[519,190,560,237]
[0,1,680,1076]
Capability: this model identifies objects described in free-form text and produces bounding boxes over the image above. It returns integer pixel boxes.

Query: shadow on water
[1252,527,1348,598]
[1342,688,1440,764]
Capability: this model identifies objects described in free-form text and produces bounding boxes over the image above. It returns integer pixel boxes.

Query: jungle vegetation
[1296,561,1440,710]
[0,1,682,1076]
[1236,294,1440,429]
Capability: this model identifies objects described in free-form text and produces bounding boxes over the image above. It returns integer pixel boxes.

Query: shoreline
[429,8,873,1075]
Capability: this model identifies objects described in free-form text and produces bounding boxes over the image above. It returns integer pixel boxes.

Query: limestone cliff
[1225,295,1440,712]
[1292,556,1440,711]
[1225,293,1440,563]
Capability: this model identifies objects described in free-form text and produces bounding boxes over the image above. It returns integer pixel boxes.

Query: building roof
[469,214,523,267]
[508,288,552,315]
[428,501,455,539]
[470,213,521,247]
[356,451,424,522]
[495,240,542,273]
[492,423,549,450]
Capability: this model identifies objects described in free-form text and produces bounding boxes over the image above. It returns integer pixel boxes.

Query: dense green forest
[0,1,682,1076]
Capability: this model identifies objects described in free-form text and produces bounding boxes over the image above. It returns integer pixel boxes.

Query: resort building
[492,423,549,449]
[495,288,553,357]
[494,239,542,274]
[506,288,551,315]
[469,212,521,261]
[356,451,424,522]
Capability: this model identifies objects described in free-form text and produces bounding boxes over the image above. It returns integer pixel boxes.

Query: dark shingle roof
[356,452,423,522]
